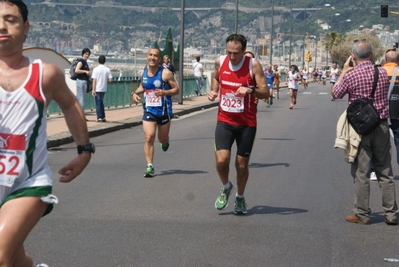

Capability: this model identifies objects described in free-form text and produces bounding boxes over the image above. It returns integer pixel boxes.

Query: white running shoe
[370,172,377,181]
[36,264,49,267]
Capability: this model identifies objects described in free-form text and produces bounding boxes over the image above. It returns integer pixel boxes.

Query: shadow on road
[257,138,294,141]
[249,162,289,168]
[158,169,208,176]
[218,205,307,216]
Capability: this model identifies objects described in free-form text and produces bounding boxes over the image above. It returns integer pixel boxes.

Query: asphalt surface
[27,82,399,267]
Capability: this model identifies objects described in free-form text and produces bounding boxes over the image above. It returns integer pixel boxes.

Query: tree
[326,32,384,67]
[324,31,344,65]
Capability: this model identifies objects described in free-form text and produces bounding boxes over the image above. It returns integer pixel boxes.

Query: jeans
[195,76,204,95]
[390,119,399,165]
[95,92,106,120]
[76,79,87,112]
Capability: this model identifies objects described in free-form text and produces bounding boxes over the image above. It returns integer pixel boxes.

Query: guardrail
[47,76,206,116]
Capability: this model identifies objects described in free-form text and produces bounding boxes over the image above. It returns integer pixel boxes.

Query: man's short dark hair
[81,48,91,56]
[195,56,200,62]
[98,55,106,64]
[3,0,28,22]
[226,34,247,51]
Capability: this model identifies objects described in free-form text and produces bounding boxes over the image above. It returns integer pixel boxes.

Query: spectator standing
[91,55,113,122]
[193,56,204,96]
[162,55,175,74]
[333,40,398,225]
[75,47,91,120]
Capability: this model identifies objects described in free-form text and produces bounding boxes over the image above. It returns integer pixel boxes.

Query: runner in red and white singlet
[208,34,269,215]
[217,54,257,127]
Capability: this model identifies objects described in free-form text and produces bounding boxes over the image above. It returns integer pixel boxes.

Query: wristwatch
[77,143,95,154]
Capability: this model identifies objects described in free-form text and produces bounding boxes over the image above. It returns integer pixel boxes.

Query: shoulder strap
[370,66,379,98]
[388,66,399,99]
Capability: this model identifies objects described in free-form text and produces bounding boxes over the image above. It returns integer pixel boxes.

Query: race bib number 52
[0,134,25,187]
[220,93,244,113]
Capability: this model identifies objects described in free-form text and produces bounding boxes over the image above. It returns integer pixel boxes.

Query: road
[26,82,399,267]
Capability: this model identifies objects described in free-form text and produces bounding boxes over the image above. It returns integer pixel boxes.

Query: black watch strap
[77,143,95,154]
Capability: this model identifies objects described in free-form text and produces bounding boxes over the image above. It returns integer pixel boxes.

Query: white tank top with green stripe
[0,58,52,202]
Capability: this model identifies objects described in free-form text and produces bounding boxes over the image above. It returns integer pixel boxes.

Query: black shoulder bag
[346,66,381,135]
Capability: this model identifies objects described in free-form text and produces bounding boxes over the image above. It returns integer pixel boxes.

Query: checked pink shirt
[334,61,390,119]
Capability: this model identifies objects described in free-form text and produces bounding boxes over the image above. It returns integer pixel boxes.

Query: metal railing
[46,76,206,116]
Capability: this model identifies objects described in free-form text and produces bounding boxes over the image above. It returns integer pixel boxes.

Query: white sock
[222,182,231,190]
[236,193,244,198]
[147,163,153,167]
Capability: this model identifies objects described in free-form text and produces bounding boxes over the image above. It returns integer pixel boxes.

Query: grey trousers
[351,121,398,220]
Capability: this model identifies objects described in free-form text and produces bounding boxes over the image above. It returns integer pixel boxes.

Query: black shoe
[385,217,397,226]
[195,91,198,96]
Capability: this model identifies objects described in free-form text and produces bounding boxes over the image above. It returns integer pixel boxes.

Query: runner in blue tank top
[142,66,173,117]
[264,64,274,107]
[132,48,179,177]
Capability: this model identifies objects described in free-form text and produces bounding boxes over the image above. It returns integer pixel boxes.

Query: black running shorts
[214,121,256,157]
[142,110,171,125]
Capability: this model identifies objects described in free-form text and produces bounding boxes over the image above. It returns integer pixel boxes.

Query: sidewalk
[46,95,218,148]
[47,82,289,148]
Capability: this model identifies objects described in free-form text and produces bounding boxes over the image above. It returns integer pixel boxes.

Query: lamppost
[288,0,293,67]
[269,0,274,64]
[325,12,340,66]
[324,3,340,66]
[338,19,351,67]
[235,0,238,33]
[178,0,185,105]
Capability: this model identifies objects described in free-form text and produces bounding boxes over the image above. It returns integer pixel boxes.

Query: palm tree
[324,31,345,65]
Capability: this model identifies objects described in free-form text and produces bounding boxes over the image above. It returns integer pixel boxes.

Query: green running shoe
[144,165,155,178]
[161,142,169,152]
[234,197,247,215]
[215,182,233,210]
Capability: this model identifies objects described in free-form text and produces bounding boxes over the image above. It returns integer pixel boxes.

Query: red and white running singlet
[0,59,52,201]
[217,55,257,127]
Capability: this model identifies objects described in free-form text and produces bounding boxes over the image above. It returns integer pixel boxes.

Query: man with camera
[332,40,398,226]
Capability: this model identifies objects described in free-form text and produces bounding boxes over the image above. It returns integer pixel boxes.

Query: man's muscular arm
[43,63,91,183]
[157,68,179,97]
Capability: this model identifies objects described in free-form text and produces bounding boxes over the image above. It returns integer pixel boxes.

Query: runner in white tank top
[301,67,309,89]
[0,2,93,265]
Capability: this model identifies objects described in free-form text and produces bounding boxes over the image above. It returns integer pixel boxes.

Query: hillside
[22,0,399,54]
